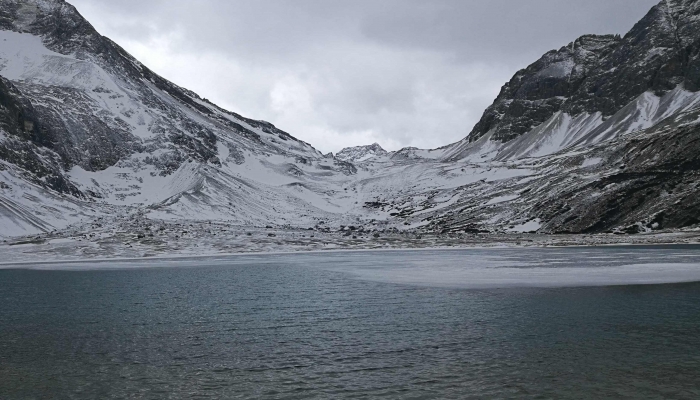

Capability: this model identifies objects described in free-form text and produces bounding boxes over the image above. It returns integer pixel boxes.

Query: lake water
[2,246,700,398]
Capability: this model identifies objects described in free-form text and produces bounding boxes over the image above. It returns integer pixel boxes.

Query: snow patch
[507,219,542,233]
[582,157,602,167]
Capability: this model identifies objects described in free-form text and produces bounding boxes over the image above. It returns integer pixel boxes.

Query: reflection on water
[1,246,700,398]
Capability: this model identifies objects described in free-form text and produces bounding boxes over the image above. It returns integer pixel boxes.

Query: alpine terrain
[1,0,700,258]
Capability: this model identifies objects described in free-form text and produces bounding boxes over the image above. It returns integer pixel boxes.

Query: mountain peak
[336,143,387,163]
[464,0,700,147]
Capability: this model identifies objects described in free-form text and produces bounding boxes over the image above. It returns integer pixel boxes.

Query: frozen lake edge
[2,244,700,290]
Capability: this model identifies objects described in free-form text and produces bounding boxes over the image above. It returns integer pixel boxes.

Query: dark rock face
[0,76,82,195]
[470,35,620,143]
[468,0,700,144]
[537,120,700,233]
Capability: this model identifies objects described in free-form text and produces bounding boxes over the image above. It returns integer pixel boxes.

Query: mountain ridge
[335,143,388,163]
[1,0,700,245]
[438,0,700,164]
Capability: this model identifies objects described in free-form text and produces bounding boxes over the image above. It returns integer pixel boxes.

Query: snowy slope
[0,0,359,236]
[1,0,700,240]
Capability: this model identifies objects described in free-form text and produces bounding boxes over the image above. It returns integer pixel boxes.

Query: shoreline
[2,236,700,268]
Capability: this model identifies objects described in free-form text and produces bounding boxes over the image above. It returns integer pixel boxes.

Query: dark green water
[1,247,700,398]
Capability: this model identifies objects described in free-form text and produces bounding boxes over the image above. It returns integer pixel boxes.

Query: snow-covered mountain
[0,0,363,236]
[442,0,700,163]
[336,143,388,163]
[1,0,700,241]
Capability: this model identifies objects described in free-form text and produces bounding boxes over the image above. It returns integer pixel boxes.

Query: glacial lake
[2,246,700,398]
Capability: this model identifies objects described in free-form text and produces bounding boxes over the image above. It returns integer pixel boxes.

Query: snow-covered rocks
[336,143,388,163]
[1,0,700,244]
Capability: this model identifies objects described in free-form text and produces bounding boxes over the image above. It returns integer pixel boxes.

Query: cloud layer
[69,0,659,153]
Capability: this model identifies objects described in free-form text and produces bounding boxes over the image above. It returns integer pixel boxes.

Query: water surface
[1,246,700,398]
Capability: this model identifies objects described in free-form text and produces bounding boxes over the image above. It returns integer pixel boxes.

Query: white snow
[507,219,542,233]
[582,157,602,167]
[217,140,230,163]
[495,112,604,160]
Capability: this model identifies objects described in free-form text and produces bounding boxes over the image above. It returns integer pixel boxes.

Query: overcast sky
[70,0,659,153]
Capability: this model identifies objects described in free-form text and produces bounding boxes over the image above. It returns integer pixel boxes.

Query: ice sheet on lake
[3,247,700,289]
[308,248,700,289]
[334,261,700,289]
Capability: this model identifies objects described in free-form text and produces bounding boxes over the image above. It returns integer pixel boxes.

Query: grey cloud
[360,0,660,63]
[70,0,661,152]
